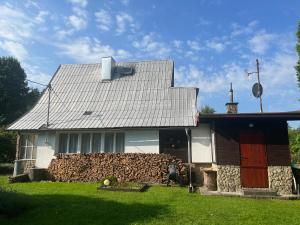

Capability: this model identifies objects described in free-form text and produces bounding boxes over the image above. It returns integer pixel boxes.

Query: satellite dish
[252,82,263,98]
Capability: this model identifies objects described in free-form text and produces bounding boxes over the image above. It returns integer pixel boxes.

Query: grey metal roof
[8,60,198,130]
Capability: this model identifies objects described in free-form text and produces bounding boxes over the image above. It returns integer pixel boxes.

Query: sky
[0,0,300,115]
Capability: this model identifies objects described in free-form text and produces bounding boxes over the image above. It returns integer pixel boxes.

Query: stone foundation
[217,165,241,192]
[268,166,293,195]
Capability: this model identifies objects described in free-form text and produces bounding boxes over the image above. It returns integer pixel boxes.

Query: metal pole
[185,128,193,193]
[256,59,263,113]
[47,84,51,127]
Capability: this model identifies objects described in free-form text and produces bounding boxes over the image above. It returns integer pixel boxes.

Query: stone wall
[24,160,36,173]
[48,153,186,183]
[217,165,241,192]
[268,166,293,195]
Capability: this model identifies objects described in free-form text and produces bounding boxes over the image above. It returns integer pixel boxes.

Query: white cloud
[0,4,49,42]
[95,9,112,31]
[116,12,135,34]
[187,40,202,51]
[175,64,245,93]
[56,37,131,63]
[23,62,51,89]
[0,4,34,42]
[0,40,28,60]
[231,20,258,37]
[248,31,274,54]
[68,15,87,30]
[132,34,171,58]
[174,37,298,112]
[0,4,49,61]
[35,10,49,24]
[67,0,87,7]
[172,40,182,49]
[72,7,87,17]
[67,5,88,31]
[206,40,225,52]
[55,28,76,39]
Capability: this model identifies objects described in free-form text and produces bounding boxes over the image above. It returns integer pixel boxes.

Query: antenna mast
[46,84,52,127]
[256,59,263,113]
[246,59,263,113]
[26,79,51,127]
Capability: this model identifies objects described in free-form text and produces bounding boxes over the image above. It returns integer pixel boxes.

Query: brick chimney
[225,83,238,114]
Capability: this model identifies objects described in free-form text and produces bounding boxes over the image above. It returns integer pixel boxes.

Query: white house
[8,57,216,178]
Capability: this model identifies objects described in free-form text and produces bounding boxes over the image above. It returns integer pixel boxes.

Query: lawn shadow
[0,191,169,225]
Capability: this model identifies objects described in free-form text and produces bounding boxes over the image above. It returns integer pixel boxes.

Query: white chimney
[101,56,115,80]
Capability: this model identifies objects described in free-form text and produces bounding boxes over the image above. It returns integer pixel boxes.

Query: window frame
[56,131,125,154]
[20,133,37,160]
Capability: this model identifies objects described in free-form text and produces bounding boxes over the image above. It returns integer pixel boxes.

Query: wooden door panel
[241,168,268,188]
[240,132,268,188]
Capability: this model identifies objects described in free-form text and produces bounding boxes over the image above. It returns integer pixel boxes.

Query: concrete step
[242,188,278,197]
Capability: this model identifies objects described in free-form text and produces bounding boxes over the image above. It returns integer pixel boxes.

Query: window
[116,133,125,153]
[104,133,114,153]
[20,134,37,159]
[59,133,68,153]
[92,133,101,153]
[58,132,125,154]
[69,134,78,153]
[81,133,91,153]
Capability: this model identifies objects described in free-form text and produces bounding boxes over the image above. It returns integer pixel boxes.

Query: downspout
[13,132,20,177]
[185,128,194,193]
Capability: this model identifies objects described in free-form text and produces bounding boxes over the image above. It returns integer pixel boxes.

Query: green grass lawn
[0,176,300,225]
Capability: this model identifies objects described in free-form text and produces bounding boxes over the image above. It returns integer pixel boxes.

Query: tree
[0,57,40,125]
[0,129,16,163]
[296,22,300,88]
[200,105,215,114]
[288,126,300,163]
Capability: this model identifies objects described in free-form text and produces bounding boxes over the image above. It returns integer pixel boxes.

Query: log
[48,153,186,183]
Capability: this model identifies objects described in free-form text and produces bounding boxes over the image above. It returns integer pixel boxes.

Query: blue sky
[0,0,300,114]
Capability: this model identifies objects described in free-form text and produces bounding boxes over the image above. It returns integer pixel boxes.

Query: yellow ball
[104,179,110,186]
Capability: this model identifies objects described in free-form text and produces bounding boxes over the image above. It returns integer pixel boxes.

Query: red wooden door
[240,131,268,188]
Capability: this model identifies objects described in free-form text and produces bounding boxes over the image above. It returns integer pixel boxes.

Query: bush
[0,163,14,175]
[0,129,16,163]
[0,185,29,218]
[100,176,118,186]
[289,127,300,163]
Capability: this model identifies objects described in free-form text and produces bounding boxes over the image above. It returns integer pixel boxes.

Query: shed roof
[198,111,300,123]
[8,60,198,130]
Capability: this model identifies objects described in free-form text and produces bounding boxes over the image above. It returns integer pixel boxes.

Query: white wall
[191,124,213,163]
[125,129,159,153]
[36,132,56,168]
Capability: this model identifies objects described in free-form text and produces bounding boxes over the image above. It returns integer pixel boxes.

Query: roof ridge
[60,59,173,66]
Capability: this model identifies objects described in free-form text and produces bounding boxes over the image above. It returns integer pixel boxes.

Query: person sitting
[166,163,183,186]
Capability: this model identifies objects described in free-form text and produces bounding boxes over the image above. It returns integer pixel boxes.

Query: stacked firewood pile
[48,153,186,183]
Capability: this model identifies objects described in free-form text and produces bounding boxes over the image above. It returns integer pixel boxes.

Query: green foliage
[0,129,16,163]
[296,22,300,89]
[200,105,216,114]
[0,56,41,125]
[99,175,118,186]
[289,127,300,163]
[0,163,14,175]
